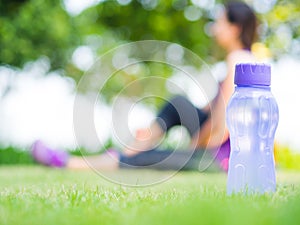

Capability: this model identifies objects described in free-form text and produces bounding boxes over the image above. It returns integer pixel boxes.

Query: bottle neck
[236,84,271,90]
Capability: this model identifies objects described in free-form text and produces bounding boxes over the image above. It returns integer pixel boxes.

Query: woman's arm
[191,50,255,149]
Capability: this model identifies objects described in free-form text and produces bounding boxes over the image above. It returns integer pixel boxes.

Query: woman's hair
[225,1,257,50]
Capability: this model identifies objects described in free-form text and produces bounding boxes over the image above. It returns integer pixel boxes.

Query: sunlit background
[0,0,300,157]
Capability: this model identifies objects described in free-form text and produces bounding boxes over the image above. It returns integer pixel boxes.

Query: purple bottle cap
[234,63,271,86]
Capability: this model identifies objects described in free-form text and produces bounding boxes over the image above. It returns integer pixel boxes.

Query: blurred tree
[0,0,80,70]
[72,0,221,103]
[260,0,300,58]
[75,0,219,63]
[0,0,29,16]
[1,0,300,85]
[77,0,300,61]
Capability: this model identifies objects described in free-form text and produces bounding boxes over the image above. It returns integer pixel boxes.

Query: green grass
[1,167,300,225]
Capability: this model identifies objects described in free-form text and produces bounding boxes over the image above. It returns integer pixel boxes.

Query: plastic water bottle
[226,63,279,195]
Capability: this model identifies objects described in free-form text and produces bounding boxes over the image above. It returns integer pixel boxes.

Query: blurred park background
[0,0,300,168]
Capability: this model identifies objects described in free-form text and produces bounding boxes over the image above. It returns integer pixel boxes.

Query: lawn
[0,166,300,225]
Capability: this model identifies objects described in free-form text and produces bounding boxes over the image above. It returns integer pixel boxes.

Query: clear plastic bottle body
[226,85,279,194]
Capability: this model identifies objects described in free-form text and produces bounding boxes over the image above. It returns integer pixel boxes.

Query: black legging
[119,148,220,171]
[119,96,220,171]
[156,95,209,136]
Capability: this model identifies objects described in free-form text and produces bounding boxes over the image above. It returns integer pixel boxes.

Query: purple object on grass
[31,140,69,167]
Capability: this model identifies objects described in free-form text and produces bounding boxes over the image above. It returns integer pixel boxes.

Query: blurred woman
[32,1,258,172]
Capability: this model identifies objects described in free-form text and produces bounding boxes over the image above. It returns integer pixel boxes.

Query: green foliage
[0,146,34,164]
[71,0,222,102]
[0,0,79,69]
[0,0,223,75]
[260,0,300,58]
[0,139,113,164]
[89,0,216,59]
[276,145,300,170]
[1,0,300,72]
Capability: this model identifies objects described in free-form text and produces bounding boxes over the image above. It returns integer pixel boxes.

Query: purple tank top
[213,139,231,171]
